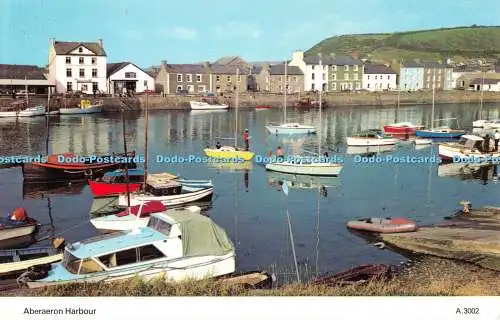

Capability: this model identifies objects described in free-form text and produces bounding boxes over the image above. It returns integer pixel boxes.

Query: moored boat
[346,130,400,146]
[22,151,137,182]
[415,126,466,139]
[346,217,417,233]
[265,156,343,176]
[265,123,317,135]
[204,146,254,161]
[19,211,235,288]
[312,264,390,286]
[59,99,103,115]
[190,101,228,110]
[413,138,433,145]
[0,208,39,241]
[88,169,155,198]
[90,201,202,232]
[17,105,46,117]
[438,134,500,162]
[383,122,424,135]
[117,173,214,207]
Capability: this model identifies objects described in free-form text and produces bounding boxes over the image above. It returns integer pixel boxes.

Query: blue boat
[415,127,466,138]
[19,211,235,288]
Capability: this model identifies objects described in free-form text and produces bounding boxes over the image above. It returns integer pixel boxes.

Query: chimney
[292,50,304,61]
[98,38,103,47]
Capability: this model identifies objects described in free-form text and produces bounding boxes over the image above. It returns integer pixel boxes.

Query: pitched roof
[421,61,450,68]
[168,64,208,74]
[106,62,151,78]
[249,61,282,67]
[53,41,106,56]
[470,78,500,85]
[269,64,303,75]
[211,64,247,74]
[331,56,363,66]
[214,56,246,65]
[364,64,396,74]
[402,61,423,68]
[453,65,482,72]
[0,64,47,80]
[303,55,334,65]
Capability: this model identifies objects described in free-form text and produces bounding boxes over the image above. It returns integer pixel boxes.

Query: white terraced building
[363,64,397,91]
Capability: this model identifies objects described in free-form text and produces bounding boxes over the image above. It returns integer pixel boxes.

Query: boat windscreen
[148,216,172,236]
[62,250,81,274]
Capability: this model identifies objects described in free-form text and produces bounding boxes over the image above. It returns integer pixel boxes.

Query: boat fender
[84,169,93,176]
[373,242,385,249]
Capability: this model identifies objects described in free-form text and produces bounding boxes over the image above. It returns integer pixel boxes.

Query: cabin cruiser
[438,134,500,162]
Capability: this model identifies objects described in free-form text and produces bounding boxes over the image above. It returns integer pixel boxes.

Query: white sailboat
[17,79,46,117]
[265,61,316,135]
[59,99,103,114]
[266,56,343,176]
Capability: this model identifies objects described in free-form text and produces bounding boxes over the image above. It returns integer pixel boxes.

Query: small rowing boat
[216,270,274,289]
[346,217,417,233]
[0,208,39,241]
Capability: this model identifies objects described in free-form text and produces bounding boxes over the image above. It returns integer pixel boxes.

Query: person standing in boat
[243,129,250,151]
[215,141,221,149]
[276,146,284,161]
[483,134,491,152]
[495,131,500,151]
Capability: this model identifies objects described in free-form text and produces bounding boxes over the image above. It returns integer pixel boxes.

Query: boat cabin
[145,173,182,196]
[455,135,485,150]
[101,169,145,183]
[354,130,386,138]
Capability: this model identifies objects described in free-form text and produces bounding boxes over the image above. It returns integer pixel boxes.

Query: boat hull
[0,254,62,276]
[17,106,46,117]
[88,180,142,198]
[0,225,37,241]
[346,137,399,146]
[117,187,214,207]
[346,217,417,233]
[190,101,228,110]
[383,124,423,135]
[265,162,343,176]
[203,148,254,161]
[415,130,465,138]
[0,111,18,118]
[265,124,317,135]
[59,106,102,114]
[25,252,236,288]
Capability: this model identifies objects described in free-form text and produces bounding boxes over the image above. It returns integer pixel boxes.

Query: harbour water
[1,102,500,282]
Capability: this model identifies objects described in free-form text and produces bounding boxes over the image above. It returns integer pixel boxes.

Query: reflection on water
[1,103,500,277]
[438,163,499,184]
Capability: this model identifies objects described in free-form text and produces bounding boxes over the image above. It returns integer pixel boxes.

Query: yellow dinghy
[204,146,254,161]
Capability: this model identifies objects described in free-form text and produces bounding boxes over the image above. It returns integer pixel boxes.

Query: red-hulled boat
[88,169,145,198]
[22,151,137,182]
[255,105,272,110]
[383,122,424,135]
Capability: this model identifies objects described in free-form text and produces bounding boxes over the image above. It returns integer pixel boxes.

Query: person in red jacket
[243,129,250,151]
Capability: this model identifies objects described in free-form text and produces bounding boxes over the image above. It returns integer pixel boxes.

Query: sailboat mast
[396,58,402,122]
[431,68,436,130]
[235,68,239,147]
[480,68,485,119]
[284,61,287,122]
[122,108,131,208]
[25,76,28,106]
[318,55,322,156]
[143,89,149,187]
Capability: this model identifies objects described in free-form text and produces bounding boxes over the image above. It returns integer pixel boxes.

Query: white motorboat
[346,130,400,146]
[265,158,343,176]
[190,101,228,110]
[18,105,46,117]
[413,138,433,145]
[438,134,500,162]
[60,99,103,114]
[20,211,235,288]
[0,110,18,118]
[90,201,201,232]
[117,174,214,207]
[0,208,38,241]
[482,119,500,130]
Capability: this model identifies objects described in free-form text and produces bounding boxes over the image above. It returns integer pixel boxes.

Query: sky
[1,0,499,68]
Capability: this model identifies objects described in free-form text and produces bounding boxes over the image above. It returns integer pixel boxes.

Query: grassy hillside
[307,26,500,63]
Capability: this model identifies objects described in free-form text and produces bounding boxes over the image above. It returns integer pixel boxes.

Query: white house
[106,62,155,95]
[363,64,397,91]
[288,50,328,92]
[48,39,107,94]
[469,78,500,92]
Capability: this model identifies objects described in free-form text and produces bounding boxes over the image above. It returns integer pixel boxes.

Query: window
[344,65,349,71]
[332,65,337,71]
[375,76,378,80]
[311,83,315,91]
[62,251,80,274]
[79,69,85,77]
[312,65,315,70]
[148,216,172,235]
[353,74,358,80]
[91,57,96,65]
[367,83,370,88]
[292,76,297,82]
[216,75,220,82]
[353,65,358,71]
[79,258,104,274]
[78,47,83,53]
[176,85,183,92]
[196,74,202,82]
[66,68,72,77]
[143,80,148,87]
[65,57,71,64]
[92,82,98,92]
[79,57,84,64]
[322,73,325,80]
[226,75,231,82]
[81,84,88,91]
[186,74,192,82]
[331,74,336,80]
[125,72,136,78]
[177,74,183,82]
[367,75,370,80]
[92,68,97,77]
[344,73,349,80]
[198,85,205,92]
[311,73,315,80]
[66,82,73,91]
[332,83,337,90]
[187,85,194,93]
[237,75,241,82]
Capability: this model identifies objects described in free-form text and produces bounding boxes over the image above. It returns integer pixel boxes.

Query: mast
[396,58,402,122]
[431,68,436,130]
[283,61,288,123]
[235,68,239,147]
[25,76,28,107]
[122,107,131,208]
[480,67,485,119]
[143,87,149,187]
[318,54,322,155]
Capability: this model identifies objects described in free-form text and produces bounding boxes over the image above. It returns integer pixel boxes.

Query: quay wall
[1,91,500,112]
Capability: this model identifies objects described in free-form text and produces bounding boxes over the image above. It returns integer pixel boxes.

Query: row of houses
[2,38,500,96]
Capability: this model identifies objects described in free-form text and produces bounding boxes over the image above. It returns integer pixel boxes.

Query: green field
[306,26,500,63]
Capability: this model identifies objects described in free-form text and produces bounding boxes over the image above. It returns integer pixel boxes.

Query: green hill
[306,26,500,63]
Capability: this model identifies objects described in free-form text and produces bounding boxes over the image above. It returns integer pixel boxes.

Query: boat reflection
[22,181,86,199]
[205,161,254,172]
[437,163,499,183]
[345,145,395,155]
[266,171,340,192]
